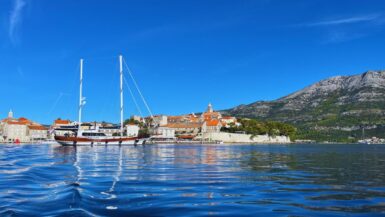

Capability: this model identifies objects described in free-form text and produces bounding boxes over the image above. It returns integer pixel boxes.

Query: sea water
[0,143,384,216]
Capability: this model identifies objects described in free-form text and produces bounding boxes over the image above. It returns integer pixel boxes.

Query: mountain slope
[223,70,385,141]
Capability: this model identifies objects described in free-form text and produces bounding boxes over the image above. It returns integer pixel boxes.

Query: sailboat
[54,55,146,146]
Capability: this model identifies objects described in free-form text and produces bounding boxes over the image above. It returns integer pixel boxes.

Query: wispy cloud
[291,13,384,43]
[323,31,367,44]
[298,14,381,27]
[17,66,24,78]
[9,0,27,45]
[47,92,71,115]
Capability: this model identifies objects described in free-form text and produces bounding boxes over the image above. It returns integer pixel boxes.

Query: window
[82,132,106,137]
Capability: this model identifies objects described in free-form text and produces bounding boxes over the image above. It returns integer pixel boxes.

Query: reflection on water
[0,144,385,216]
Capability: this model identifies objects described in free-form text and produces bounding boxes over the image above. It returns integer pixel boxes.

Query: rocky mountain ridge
[223,70,385,141]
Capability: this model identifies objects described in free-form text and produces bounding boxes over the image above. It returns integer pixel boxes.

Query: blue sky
[1,0,385,124]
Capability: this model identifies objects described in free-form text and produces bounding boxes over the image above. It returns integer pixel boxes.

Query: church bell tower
[207,103,213,113]
[8,109,13,118]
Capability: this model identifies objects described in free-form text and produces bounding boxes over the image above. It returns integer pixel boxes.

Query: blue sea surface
[0,143,385,216]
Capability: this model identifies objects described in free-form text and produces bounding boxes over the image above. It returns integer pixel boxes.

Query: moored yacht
[54,55,146,146]
[54,131,141,146]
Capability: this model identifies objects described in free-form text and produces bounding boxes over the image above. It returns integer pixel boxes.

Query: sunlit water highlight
[0,143,385,216]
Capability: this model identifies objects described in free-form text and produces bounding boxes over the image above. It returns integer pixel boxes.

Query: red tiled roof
[1,118,11,123]
[28,125,47,130]
[203,112,220,115]
[165,123,202,129]
[18,118,31,124]
[1,117,26,125]
[206,119,221,127]
[54,119,71,125]
[2,116,45,129]
[168,116,185,120]
[202,112,221,120]
[189,117,199,122]
[222,116,235,120]
[7,121,26,125]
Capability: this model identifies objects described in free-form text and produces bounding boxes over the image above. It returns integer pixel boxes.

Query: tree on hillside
[221,118,297,139]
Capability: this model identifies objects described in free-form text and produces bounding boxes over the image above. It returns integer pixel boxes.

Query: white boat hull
[54,135,146,146]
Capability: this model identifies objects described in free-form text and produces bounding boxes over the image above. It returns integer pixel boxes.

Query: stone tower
[8,109,13,118]
[207,103,213,113]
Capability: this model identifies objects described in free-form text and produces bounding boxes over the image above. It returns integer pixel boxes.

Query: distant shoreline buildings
[0,103,239,143]
[0,110,48,143]
[0,103,290,144]
[148,103,239,141]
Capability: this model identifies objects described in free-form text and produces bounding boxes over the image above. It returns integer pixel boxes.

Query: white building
[150,126,175,139]
[1,110,47,143]
[202,119,222,133]
[2,122,29,142]
[51,119,76,136]
[165,122,202,136]
[131,115,143,122]
[220,116,237,127]
[126,125,140,137]
[28,125,48,141]
[99,126,121,136]
[152,115,168,126]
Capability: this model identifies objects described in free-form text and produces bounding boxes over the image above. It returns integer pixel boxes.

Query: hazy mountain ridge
[223,70,385,141]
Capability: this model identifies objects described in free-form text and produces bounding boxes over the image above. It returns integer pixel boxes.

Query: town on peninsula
[0,103,293,144]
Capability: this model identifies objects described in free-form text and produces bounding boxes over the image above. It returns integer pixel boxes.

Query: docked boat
[54,132,142,146]
[54,55,146,146]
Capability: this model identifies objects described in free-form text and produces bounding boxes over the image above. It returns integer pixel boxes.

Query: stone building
[164,123,202,137]
[201,103,222,121]
[126,124,140,137]
[0,110,48,143]
[202,119,222,133]
[133,103,238,141]
[150,126,175,139]
[28,125,49,141]
[99,126,121,136]
[220,116,237,127]
[152,115,168,126]
[2,122,28,142]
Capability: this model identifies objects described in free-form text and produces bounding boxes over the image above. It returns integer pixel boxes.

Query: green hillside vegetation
[223,71,385,143]
[221,118,297,140]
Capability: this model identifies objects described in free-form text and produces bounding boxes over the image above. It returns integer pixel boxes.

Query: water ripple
[0,143,385,216]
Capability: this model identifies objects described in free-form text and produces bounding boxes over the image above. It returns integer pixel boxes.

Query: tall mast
[78,58,84,136]
[119,55,124,136]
